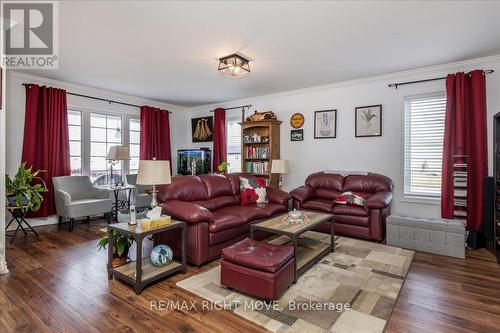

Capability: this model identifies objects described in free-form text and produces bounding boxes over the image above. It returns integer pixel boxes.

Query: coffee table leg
[331,219,335,253]
[292,236,298,283]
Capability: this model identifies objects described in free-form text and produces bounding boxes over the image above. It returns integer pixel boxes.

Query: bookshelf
[240,119,281,188]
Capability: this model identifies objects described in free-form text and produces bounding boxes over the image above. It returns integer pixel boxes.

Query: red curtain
[140,106,172,170]
[22,84,70,217]
[212,108,226,172]
[441,70,487,231]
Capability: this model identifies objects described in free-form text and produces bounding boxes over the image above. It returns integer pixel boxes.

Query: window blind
[404,93,446,198]
[226,119,241,173]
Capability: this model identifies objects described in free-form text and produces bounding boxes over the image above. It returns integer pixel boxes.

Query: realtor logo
[2,1,59,68]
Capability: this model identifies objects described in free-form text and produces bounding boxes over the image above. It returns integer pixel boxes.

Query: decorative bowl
[150,244,173,267]
[289,210,303,219]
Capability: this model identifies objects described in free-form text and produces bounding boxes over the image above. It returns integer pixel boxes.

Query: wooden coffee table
[250,211,334,283]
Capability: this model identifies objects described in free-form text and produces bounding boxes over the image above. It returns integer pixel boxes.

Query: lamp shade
[136,160,172,185]
[271,159,289,174]
[106,146,130,160]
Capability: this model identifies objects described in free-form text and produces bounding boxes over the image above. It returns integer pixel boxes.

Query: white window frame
[68,106,139,181]
[129,117,140,174]
[403,92,446,201]
[226,112,242,173]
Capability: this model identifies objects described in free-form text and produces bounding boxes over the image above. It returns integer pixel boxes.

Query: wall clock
[290,113,305,128]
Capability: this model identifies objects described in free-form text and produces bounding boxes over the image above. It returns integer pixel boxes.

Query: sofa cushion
[209,223,249,246]
[214,205,268,222]
[314,188,342,200]
[222,238,294,273]
[302,198,333,213]
[257,203,288,217]
[226,172,251,195]
[305,172,344,192]
[208,195,240,210]
[158,175,209,202]
[333,204,369,217]
[240,176,268,205]
[343,173,394,193]
[199,174,234,198]
[209,213,246,232]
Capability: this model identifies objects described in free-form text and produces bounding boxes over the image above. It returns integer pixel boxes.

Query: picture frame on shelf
[191,116,214,142]
[314,110,337,139]
[355,105,382,137]
[291,129,303,141]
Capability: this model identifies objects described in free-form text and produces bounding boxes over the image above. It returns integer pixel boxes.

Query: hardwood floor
[1,220,499,333]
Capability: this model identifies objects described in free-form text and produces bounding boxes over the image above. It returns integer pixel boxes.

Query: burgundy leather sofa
[155,173,291,266]
[290,172,393,241]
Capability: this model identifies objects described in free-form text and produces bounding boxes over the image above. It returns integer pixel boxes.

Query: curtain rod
[388,70,494,89]
[210,104,252,112]
[22,83,172,113]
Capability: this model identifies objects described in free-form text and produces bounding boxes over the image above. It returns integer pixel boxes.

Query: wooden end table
[107,220,187,294]
[250,211,334,283]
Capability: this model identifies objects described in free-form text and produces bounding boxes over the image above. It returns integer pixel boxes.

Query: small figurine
[245,111,277,122]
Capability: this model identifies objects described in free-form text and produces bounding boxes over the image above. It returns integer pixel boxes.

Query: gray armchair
[123,174,152,209]
[53,176,113,231]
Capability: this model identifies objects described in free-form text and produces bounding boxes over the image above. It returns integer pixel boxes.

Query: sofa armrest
[89,186,111,199]
[290,185,315,203]
[162,200,214,223]
[55,190,72,205]
[366,191,393,209]
[266,187,291,205]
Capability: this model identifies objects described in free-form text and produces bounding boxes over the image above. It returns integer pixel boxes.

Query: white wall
[4,71,192,228]
[189,55,500,219]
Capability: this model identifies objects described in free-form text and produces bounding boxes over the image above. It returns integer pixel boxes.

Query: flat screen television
[177,148,211,175]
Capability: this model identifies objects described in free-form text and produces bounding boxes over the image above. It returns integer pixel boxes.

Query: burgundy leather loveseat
[155,173,291,266]
[290,172,393,241]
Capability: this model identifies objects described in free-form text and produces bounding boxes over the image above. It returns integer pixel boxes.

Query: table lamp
[106,146,130,186]
[271,159,289,190]
[136,159,172,208]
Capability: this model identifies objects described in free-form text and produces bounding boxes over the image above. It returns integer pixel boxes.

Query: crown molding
[7,71,189,112]
[191,54,500,112]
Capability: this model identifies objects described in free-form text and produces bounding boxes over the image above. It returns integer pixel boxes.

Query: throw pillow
[334,191,366,207]
[239,176,268,205]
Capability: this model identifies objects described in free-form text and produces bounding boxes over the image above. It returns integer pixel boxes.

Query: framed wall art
[290,129,303,141]
[314,110,337,139]
[191,116,214,142]
[290,113,305,129]
[355,104,382,137]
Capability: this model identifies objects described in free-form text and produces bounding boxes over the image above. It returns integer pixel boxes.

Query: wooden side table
[107,220,187,294]
[5,206,39,244]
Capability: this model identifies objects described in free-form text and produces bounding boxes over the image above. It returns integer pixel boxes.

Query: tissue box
[140,215,172,230]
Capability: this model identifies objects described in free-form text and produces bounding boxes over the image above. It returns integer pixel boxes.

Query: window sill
[399,196,440,206]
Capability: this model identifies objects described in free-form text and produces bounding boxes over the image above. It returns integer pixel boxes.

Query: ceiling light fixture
[218,53,250,77]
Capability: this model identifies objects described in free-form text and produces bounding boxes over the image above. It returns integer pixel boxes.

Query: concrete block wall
[386,215,466,259]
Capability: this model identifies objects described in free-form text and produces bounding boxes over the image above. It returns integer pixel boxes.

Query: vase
[6,196,29,207]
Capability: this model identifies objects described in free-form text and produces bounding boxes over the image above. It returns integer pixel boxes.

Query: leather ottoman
[220,238,294,300]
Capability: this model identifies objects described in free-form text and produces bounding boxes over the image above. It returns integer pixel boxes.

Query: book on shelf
[245,161,269,175]
[244,146,269,159]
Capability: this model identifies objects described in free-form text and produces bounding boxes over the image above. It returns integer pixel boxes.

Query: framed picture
[314,110,337,139]
[355,105,382,137]
[191,116,214,142]
[290,129,303,141]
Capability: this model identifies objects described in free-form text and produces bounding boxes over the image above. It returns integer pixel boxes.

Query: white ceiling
[24,1,500,107]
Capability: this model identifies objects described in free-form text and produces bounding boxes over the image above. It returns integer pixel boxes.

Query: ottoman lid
[222,238,294,273]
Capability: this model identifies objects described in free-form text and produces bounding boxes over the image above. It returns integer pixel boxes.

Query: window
[90,113,122,183]
[129,118,141,174]
[226,119,241,173]
[404,93,446,198]
[68,110,82,175]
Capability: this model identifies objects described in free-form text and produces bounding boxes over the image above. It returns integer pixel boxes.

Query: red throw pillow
[334,191,366,207]
[239,176,268,205]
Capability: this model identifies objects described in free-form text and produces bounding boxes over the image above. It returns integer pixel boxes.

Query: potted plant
[98,230,134,267]
[5,162,48,213]
[217,161,230,174]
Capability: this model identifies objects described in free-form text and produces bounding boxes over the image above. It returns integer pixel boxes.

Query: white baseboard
[5,215,58,231]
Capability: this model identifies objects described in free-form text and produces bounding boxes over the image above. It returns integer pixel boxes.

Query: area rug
[177,233,414,333]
